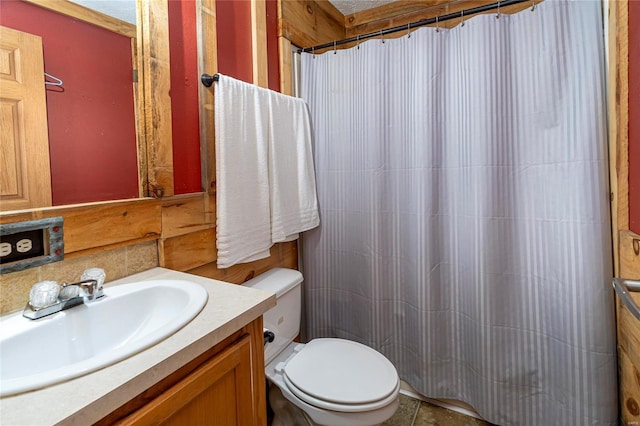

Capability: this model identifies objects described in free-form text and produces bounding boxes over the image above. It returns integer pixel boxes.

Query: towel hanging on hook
[44,72,63,87]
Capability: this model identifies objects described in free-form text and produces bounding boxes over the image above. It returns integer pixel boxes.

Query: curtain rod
[299,0,533,53]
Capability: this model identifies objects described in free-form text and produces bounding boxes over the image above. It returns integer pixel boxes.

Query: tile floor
[382,394,492,426]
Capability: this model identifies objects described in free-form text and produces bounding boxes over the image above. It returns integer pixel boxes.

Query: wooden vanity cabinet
[119,335,254,425]
[98,317,267,426]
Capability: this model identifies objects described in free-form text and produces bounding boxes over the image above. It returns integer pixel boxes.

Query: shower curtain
[300,1,616,424]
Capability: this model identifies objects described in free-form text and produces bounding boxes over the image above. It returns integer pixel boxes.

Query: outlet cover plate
[0,217,64,274]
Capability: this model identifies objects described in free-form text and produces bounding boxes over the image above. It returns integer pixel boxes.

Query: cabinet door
[0,25,52,210]
[118,335,255,425]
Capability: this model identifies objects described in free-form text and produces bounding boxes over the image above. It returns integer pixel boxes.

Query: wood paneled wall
[279,0,344,49]
[0,199,161,258]
[158,192,297,283]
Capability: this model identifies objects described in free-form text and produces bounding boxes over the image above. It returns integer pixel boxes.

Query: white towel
[214,75,320,268]
[267,91,320,242]
[215,74,272,268]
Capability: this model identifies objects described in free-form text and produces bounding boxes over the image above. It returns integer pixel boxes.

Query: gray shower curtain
[300,1,617,424]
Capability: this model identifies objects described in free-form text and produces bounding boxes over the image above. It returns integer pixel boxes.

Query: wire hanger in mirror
[44,72,63,87]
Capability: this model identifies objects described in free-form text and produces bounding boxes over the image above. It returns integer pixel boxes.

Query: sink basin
[0,279,208,397]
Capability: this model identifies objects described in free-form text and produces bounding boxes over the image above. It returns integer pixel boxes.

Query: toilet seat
[280,338,399,413]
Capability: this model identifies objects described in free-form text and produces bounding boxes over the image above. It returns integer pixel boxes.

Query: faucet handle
[29,281,60,309]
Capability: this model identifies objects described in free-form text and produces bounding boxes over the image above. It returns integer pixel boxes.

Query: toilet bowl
[243,268,400,426]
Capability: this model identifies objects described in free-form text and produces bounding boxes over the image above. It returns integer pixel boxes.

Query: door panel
[0,25,51,210]
[117,335,255,425]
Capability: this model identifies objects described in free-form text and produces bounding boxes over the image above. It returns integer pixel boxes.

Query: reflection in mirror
[0,0,140,209]
[69,0,137,25]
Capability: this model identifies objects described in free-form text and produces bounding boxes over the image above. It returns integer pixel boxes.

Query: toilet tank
[243,268,303,365]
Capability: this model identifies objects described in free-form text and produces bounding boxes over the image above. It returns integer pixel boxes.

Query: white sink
[0,279,208,397]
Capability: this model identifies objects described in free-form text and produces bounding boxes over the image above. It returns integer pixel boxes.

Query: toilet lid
[282,338,399,410]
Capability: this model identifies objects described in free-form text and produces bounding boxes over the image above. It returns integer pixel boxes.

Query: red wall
[168,0,202,194]
[213,0,279,91]
[215,0,253,83]
[0,0,139,206]
[630,0,640,234]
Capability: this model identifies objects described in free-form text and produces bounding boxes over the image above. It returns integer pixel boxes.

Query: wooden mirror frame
[137,0,174,198]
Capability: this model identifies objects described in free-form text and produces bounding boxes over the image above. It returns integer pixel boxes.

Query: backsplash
[0,241,158,315]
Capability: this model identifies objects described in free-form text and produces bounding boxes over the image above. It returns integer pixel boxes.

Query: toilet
[243,268,400,426]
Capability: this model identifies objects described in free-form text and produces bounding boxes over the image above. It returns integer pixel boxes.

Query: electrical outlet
[0,230,44,263]
[0,217,63,273]
[16,239,33,253]
[0,242,11,257]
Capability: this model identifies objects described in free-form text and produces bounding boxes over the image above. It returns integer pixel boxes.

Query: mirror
[0,0,142,210]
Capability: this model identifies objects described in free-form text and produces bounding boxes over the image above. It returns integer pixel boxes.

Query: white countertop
[0,267,276,426]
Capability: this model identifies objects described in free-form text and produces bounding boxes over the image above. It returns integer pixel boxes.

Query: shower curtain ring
[531,0,536,11]
[461,10,465,27]
[496,1,501,19]
[436,15,440,32]
[333,40,337,54]
[356,35,360,50]
[312,46,315,59]
[380,29,385,43]
[407,23,411,38]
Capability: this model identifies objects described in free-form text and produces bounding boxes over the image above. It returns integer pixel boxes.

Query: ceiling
[330,0,397,15]
[68,0,396,25]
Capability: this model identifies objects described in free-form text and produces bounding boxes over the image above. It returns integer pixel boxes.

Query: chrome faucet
[72,279,103,303]
[23,279,104,320]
